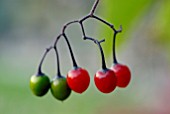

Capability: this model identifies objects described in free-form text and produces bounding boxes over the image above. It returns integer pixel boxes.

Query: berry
[67,67,90,93]
[111,24,131,88]
[50,45,72,101]
[85,37,117,93]
[94,69,117,93]
[51,76,71,101]
[30,74,50,96]
[31,0,132,99]
[111,64,131,88]
[30,47,52,97]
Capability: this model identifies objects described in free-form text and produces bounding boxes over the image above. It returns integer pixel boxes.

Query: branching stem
[84,37,107,70]
[41,0,122,70]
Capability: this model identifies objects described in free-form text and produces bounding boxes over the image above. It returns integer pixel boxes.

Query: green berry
[30,74,50,96]
[51,77,71,101]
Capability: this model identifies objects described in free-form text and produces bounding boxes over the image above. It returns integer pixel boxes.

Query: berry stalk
[112,26,122,64]
[53,46,62,77]
[54,33,78,69]
[63,33,78,68]
[37,47,53,75]
[84,37,107,70]
[42,0,122,74]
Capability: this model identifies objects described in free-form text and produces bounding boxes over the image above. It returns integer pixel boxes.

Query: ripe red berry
[94,69,117,93]
[111,64,131,88]
[85,37,117,94]
[67,67,90,93]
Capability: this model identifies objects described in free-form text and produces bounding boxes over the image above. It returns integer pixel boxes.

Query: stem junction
[40,0,123,70]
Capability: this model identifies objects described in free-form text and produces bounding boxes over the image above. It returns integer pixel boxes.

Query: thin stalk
[113,25,122,64]
[85,37,107,70]
[63,33,78,68]
[54,46,62,77]
[92,15,114,30]
[96,41,107,69]
[37,47,52,75]
[90,0,100,15]
[48,0,122,70]
[113,32,118,64]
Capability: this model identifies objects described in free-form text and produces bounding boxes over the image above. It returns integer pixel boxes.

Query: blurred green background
[1,0,170,114]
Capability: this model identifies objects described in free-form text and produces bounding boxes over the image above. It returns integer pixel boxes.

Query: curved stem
[113,25,122,64]
[54,46,62,77]
[62,20,79,33]
[37,47,53,75]
[113,32,118,64]
[97,41,107,69]
[54,34,62,47]
[50,0,122,69]
[85,37,107,70]
[63,33,78,68]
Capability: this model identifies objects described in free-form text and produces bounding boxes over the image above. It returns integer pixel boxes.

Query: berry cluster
[30,0,131,101]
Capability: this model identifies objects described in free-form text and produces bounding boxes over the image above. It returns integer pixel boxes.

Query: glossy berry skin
[67,67,90,93]
[30,74,50,96]
[51,77,71,101]
[94,69,117,93]
[111,64,131,88]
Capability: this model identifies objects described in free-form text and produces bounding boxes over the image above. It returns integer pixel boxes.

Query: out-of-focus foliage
[100,0,154,56]
[151,1,170,60]
[99,1,170,113]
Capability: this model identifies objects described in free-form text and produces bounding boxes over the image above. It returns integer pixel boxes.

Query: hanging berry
[85,37,117,93]
[110,27,131,88]
[50,45,71,101]
[30,47,52,97]
[30,0,132,101]
[53,34,90,94]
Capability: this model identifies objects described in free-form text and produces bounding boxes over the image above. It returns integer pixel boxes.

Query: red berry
[94,69,117,93]
[67,67,90,93]
[111,64,131,88]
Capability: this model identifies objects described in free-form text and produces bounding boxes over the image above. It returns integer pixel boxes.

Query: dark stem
[79,15,91,22]
[79,22,86,38]
[113,25,122,64]
[92,15,115,30]
[62,20,79,33]
[90,0,99,15]
[54,34,62,47]
[113,32,118,64]
[96,41,107,69]
[63,33,78,68]
[37,46,53,75]
[84,37,107,69]
[53,46,62,77]
[50,0,122,69]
